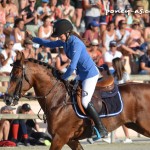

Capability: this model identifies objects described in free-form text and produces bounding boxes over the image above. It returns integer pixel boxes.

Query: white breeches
[82,74,99,109]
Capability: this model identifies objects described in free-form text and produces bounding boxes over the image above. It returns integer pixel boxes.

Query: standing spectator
[104,40,122,74]
[88,39,104,66]
[74,0,83,28]
[112,57,132,144]
[4,0,19,36]
[0,106,15,141]
[37,45,53,65]
[10,18,25,51]
[49,0,61,20]
[21,0,38,37]
[57,0,75,23]
[0,39,16,86]
[0,0,6,25]
[83,0,102,29]
[55,46,70,73]
[83,20,100,44]
[19,0,29,11]
[36,0,51,26]
[139,45,150,74]
[38,16,53,39]
[0,23,5,51]
[22,38,35,59]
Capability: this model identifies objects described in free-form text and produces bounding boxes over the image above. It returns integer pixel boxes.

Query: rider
[27,19,108,138]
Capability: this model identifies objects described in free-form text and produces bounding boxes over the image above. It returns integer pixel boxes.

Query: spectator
[4,0,19,36]
[115,12,126,28]
[139,45,150,74]
[19,103,51,146]
[144,24,150,43]
[55,46,70,73]
[74,0,83,28]
[83,0,101,29]
[22,38,35,59]
[19,0,29,11]
[104,40,123,74]
[83,20,100,44]
[37,45,53,65]
[0,0,6,25]
[102,21,117,52]
[0,23,5,51]
[21,0,38,37]
[88,39,104,66]
[49,0,61,20]
[112,57,132,144]
[38,16,53,39]
[127,20,146,55]
[0,106,15,141]
[36,0,51,26]
[10,18,25,51]
[0,39,16,86]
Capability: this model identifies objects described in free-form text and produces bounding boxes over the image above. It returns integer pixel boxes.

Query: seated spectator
[36,0,52,26]
[0,106,15,141]
[104,40,123,74]
[115,13,126,28]
[88,39,104,66]
[38,16,53,39]
[55,46,70,73]
[19,0,29,10]
[19,103,51,146]
[0,39,16,86]
[0,23,5,51]
[83,20,100,44]
[102,21,117,52]
[139,45,150,74]
[144,24,150,44]
[10,18,25,51]
[0,1,6,25]
[37,45,53,65]
[127,20,146,55]
[22,38,35,59]
[21,0,38,37]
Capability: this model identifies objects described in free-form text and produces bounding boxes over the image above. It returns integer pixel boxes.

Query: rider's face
[59,34,66,42]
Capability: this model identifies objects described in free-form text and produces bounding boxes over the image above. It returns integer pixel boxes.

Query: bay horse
[4,51,150,150]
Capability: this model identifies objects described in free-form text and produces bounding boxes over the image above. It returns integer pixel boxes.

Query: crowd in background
[0,0,150,146]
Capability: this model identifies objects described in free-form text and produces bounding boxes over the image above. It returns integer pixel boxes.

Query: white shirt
[0,50,16,73]
[104,50,122,70]
[114,72,130,85]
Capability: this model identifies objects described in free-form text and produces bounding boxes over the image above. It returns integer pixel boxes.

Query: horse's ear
[15,51,25,66]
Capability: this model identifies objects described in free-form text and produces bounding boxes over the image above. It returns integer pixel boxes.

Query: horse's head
[4,51,32,106]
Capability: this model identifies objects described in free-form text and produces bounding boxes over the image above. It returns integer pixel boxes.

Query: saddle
[75,76,115,115]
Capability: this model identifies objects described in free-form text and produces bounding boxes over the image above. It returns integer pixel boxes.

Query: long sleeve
[33,37,64,48]
[62,43,82,80]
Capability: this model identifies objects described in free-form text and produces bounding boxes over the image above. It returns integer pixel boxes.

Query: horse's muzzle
[4,94,13,106]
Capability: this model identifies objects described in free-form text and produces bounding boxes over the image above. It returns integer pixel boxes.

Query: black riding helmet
[51,19,73,37]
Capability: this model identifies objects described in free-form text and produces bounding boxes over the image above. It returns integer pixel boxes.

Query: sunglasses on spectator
[134,24,139,26]
[29,1,35,3]
[122,22,127,24]
[9,43,14,46]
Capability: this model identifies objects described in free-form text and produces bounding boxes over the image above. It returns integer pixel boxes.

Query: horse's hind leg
[67,140,84,150]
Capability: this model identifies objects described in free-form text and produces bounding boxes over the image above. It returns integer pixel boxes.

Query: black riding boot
[86,102,108,138]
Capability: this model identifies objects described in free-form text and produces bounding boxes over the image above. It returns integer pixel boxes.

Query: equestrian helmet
[51,19,73,37]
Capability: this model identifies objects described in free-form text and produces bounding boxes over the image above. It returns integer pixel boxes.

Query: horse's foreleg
[67,140,84,150]
[49,134,67,150]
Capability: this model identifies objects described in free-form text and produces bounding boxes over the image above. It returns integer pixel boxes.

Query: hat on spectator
[42,0,49,3]
[90,20,100,27]
[91,39,99,46]
[109,40,117,47]
[21,103,31,111]
[98,64,109,72]
[24,38,33,45]
[1,106,16,112]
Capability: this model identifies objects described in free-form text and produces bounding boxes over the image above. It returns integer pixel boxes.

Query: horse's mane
[27,58,63,80]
